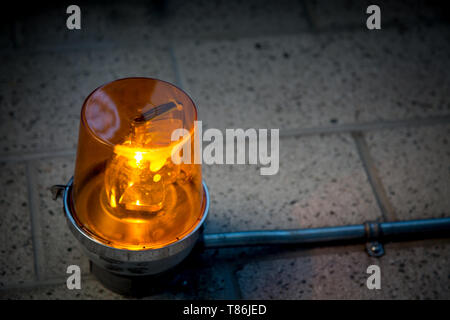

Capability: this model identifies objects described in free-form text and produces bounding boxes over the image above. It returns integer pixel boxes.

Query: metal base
[90,240,205,297]
[62,177,210,277]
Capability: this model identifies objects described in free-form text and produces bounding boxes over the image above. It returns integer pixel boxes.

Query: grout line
[168,44,184,90]
[25,161,44,281]
[352,132,397,222]
[1,16,448,56]
[279,115,450,138]
[228,265,243,300]
[4,16,446,57]
[0,39,144,56]
[0,116,448,162]
[301,0,318,32]
[11,20,23,49]
[0,26,310,56]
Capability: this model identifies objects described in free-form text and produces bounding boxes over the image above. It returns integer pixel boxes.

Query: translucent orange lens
[72,78,203,250]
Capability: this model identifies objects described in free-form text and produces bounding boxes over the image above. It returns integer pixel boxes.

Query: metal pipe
[202,217,450,249]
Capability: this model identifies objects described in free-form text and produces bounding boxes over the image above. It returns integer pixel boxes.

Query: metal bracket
[364,221,385,257]
[51,184,66,201]
[365,241,385,257]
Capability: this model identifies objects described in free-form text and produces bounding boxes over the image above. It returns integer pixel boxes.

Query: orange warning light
[71,78,204,250]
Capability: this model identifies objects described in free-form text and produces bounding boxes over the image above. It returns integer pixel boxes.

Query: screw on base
[366,241,385,257]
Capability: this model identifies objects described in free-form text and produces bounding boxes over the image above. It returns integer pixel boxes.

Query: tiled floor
[0,163,34,287]
[236,239,450,299]
[366,125,450,220]
[203,134,380,233]
[0,0,449,299]
[177,26,450,130]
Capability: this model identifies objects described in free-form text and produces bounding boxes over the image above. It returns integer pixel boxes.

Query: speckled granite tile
[160,0,308,39]
[203,134,380,233]
[236,239,450,299]
[0,263,236,299]
[237,246,375,299]
[157,262,238,300]
[0,46,174,154]
[0,279,126,299]
[0,163,34,287]
[31,157,90,279]
[305,0,446,30]
[378,240,450,299]
[365,124,450,220]
[177,26,450,131]
[194,266,232,299]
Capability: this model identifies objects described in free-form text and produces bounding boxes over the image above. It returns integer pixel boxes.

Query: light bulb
[103,101,185,218]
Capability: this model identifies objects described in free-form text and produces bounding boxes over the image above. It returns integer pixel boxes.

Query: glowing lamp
[54,78,209,293]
